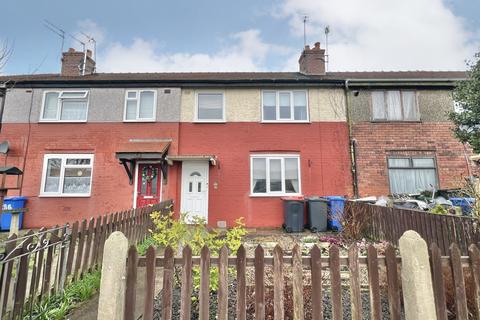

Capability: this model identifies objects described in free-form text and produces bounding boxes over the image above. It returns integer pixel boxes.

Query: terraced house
[0,43,473,228]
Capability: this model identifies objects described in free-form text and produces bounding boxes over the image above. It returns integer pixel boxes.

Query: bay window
[251,155,301,195]
[262,90,308,122]
[41,154,94,196]
[41,91,89,122]
[124,90,156,121]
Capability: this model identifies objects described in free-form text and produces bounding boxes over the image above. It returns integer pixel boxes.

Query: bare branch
[0,40,14,72]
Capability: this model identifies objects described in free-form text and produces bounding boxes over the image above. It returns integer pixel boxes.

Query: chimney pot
[298,41,326,75]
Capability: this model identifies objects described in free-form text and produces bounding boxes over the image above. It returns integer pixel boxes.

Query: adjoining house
[0,43,472,228]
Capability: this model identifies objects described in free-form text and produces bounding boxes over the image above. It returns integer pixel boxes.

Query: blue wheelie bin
[449,197,475,216]
[325,196,346,231]
[1,196,27,231]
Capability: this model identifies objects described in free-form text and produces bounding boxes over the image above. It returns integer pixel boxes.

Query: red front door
[136,163,161,208]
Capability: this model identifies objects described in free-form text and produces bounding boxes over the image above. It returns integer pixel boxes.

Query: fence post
[97,231,128,320]
[399,230,436,320]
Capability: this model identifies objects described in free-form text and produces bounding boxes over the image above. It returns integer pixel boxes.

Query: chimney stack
[298,41,326,75]
[61,48,96,76]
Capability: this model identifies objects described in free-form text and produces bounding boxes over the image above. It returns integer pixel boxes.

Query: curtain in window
[60,101,87,120]
[63,168,92,194]
[44,158,61,192]
[279,92,291,119]
[387,91,402,120]
[125,100,137,120]
[263,92,276,120]
[293,92,307,120]
[269,159,282,192]
[198,93,223,120]
[372,91,386,120]
[252,158,266,193]
[285,158,299,193]
[43,92,59,119]
[402,91,417,120]
[139,91,155,119]
[389,168,437,194]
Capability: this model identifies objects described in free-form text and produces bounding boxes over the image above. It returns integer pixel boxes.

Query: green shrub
[149,209,247,291]
[25,270,101,320]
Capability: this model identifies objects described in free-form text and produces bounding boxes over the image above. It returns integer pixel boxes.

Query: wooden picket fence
[121,241,480,320]
[0,199,172,319]
[346,201,480,255]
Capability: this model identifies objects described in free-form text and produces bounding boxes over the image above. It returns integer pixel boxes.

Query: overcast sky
[1,0,479,74]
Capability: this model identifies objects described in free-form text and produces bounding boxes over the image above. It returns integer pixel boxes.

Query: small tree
[449,51,480,153]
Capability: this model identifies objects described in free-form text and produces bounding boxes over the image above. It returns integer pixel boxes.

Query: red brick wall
[0,121,352,229]
[177,122,353,227]
[0,123,180,228]
[352,122,473,197]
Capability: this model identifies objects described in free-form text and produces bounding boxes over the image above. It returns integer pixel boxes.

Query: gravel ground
[152,282,401,319]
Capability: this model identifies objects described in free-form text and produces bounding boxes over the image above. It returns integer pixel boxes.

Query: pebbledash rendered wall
[0,88,182,228]
[350,89,473,197]
[176,88,353,227]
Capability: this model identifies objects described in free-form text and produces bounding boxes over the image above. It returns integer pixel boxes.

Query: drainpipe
[0,83,6,133]
[344,80,359,198]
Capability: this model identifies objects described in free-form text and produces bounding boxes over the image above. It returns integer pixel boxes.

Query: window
[41,154,94,197]
[388,156,438,194]
[41,91,89,122]
[251,155,301,195]
[262,91,308,122]
[372,91,418,121]
[196,92,225,122]
[124,90,156,121]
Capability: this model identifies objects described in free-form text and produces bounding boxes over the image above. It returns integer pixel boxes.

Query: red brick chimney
[61,48,96,76]
[298,42,326,75]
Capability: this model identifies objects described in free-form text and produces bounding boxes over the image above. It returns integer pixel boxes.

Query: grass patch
[24,270,101,320]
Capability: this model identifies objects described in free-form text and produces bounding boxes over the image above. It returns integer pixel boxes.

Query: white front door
[180,161,209,223]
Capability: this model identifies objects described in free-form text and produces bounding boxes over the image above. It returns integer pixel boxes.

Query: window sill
[39,194,91,198]
[370,120,422,123]
[123,119,156,123]
[249,193,303,198]
[193,120,227,123]
[261,120,310,124]
[39,120,88,123]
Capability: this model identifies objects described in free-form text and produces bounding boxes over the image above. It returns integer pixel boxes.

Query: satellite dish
[0,141,9,154]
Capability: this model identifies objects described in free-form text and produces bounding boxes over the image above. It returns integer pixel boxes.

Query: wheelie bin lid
[305,196,328,202]
[4,196,28,201]
[281,195,305,201]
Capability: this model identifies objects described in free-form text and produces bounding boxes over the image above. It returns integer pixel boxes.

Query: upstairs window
[262,91,308,122]
[388,156,438,194]
[41,154,94,197]
[251,155,301,195]
[41,91,89,122]
[196,92,225,122]
[372,90,418,121]
[124,90,156,121]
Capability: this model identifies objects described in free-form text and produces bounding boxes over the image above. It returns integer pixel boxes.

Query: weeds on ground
[24,270,101,320]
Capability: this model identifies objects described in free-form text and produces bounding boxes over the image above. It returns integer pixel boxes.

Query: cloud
[278,0,479,71]
[79,28,292,72]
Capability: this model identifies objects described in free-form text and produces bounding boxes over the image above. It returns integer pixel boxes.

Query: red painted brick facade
[176,122,353,227]
[0,121,352,228]
[0,123,180,228]
[352,122,473,196]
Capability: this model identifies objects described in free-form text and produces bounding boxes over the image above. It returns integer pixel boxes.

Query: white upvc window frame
[261,90,309,123]
[123,89,157,122]
[40,90,89,122]
[194,90,226,123]
[40,154,94,197]
[250,154,302,197]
